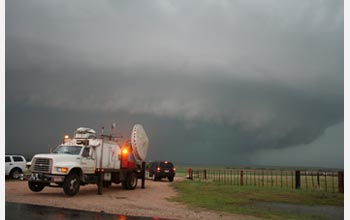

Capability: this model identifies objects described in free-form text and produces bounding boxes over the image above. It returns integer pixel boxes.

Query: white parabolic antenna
[131,124,149,161]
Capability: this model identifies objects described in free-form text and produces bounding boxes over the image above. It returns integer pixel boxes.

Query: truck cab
[29,142,97,195]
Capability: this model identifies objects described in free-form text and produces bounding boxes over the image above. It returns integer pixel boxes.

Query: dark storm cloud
[6,0,343,166]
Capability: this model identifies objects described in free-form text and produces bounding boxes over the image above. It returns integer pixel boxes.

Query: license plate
[53,176,64,182]
[164,170,169,173]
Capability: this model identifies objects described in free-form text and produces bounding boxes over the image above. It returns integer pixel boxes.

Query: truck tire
[168,176,174,182]
[63,174,80,196]
[125,172,137,190]
[28,181,45,192]
[152,173,157,181]
[10,168,23,179]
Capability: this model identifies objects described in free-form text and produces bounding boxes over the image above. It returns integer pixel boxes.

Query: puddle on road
[5,202,173,220]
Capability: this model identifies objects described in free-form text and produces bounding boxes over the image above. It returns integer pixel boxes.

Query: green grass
[174,165,188,177]
[170,181,343,220]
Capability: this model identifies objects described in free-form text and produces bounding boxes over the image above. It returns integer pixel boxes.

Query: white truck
[28,124,149,196]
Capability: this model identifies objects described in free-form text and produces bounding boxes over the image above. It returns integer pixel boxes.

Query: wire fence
[188,169,344,193]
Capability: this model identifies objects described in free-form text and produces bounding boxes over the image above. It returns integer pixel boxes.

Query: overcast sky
[6,0,343,168]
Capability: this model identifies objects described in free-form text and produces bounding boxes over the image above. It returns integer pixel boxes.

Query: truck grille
[31,158,52,173]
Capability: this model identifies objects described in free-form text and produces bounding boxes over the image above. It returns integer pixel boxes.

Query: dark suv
[147,161,176,182]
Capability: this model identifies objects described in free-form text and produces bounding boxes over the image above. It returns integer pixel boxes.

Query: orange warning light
[122,148,128,155]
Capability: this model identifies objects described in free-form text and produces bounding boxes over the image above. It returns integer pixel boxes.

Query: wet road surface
[249,201,344,220]
[5,202,174,220]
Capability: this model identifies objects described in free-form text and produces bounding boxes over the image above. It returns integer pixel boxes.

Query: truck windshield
[52,145,82,155]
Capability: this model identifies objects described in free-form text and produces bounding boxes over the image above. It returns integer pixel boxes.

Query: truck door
[79,147,95,174]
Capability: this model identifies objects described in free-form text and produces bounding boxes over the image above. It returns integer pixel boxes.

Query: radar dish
[131,124,149,161]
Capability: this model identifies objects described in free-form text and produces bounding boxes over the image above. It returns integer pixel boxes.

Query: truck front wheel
[28,181,45,192]
[63,174,80,196]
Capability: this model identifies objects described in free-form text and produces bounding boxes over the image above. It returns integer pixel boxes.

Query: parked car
[147,160,176,182]
[5,155,27,179]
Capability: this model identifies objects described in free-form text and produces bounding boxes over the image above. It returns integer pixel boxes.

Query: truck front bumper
[29,173,65,183]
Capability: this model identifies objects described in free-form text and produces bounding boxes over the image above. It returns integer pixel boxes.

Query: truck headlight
[57,167,68,173]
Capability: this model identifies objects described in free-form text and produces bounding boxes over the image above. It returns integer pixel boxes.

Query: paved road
[5,202,173,220]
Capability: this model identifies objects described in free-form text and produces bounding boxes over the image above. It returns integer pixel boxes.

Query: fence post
[295,170,301,189]
[338,171,344,193]
[305,171,308,190]
[224,170,226,184]
[280,171,283,188]
[254,170,256,186]
[249,170,252,185]
[332,173,335,193]
[262,170,264,186]
[271,170,273,187]
[204,170,207,179]
[240,170,244,186]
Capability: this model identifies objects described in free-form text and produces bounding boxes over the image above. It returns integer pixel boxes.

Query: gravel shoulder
[5,177,260,220]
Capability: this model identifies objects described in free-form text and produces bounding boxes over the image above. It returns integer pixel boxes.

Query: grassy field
[174,165,189,177]
[170,181,343,220]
